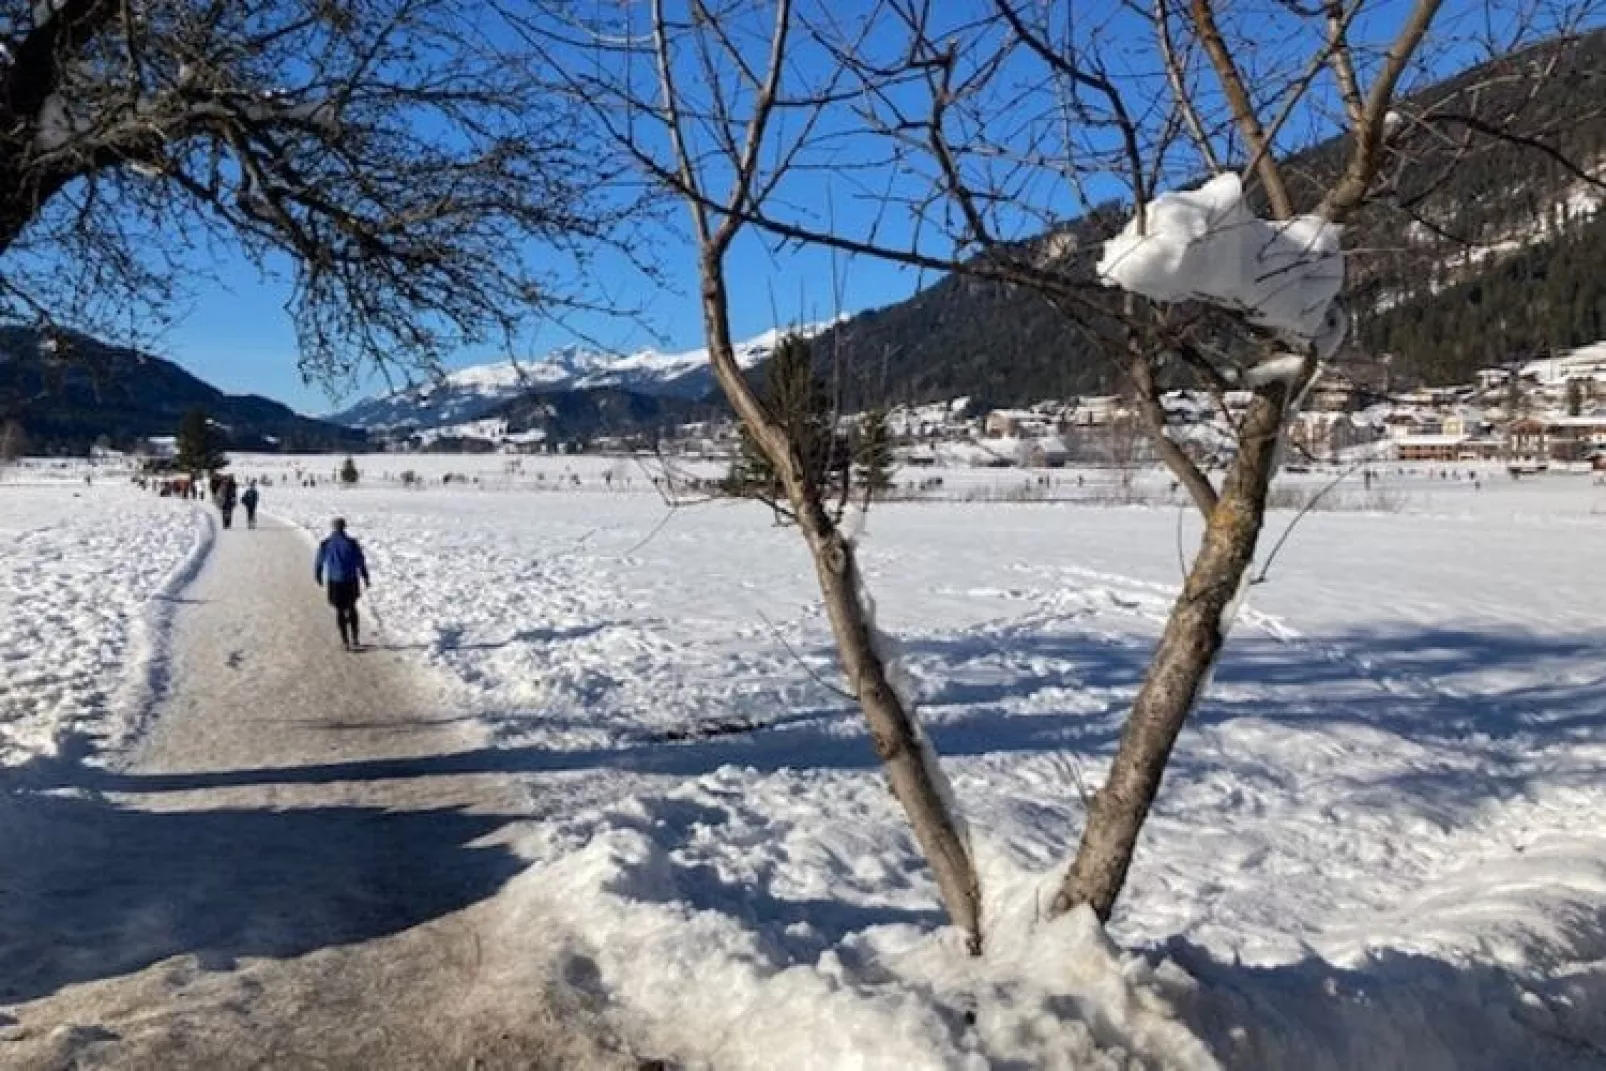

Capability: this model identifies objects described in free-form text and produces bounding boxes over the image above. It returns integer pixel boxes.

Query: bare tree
[0,0,639,382]
[541,0,1603,926]
[528,0,983,950]
[800,0,1606,922]
[0,418,25,465]
[858,0,1606,921]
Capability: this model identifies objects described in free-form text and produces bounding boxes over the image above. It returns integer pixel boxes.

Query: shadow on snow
[1166,935,1606,1071]
[4,622,1603,1020]
[0,790,523,1006]
[13,623,1604,797]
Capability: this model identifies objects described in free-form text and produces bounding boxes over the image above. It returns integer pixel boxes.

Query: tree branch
[1319,0,1446,223]
[1187,0,1294,218]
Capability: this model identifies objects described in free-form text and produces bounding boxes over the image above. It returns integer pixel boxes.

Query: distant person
[218,476,238,529]
[314,517,370,650]
[241,480,261,529]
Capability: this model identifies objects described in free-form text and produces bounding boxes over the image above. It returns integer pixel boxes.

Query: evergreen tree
[724,422,779,499]
[853,407,896,498]
[0,419,25,464]
[175,408,227,474]
[339,456,360,485]
[726,334,832,503]
[1567,377,1586,415]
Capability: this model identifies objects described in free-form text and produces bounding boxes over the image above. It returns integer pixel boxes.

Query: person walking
[218,475,238,529]
[314,517,371,650]
[241,480,261,529]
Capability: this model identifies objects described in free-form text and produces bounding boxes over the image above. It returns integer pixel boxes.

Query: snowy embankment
[265,470,1606,1070]
[0,481,207,767]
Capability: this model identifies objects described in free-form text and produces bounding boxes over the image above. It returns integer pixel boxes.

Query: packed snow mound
[1097,172,1344,346]
[507,802,1222,1071]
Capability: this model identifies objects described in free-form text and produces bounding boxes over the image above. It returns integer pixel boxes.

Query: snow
[331,322,840,430]
[1522,341,1606,386]
[6,456,1606,1067]
[1097,172,1345,346]
[32,92,72,151]
[449,350,605,392]
[1243,354,1308,387]
[254,459,1606,1068]
[0,477,203,766]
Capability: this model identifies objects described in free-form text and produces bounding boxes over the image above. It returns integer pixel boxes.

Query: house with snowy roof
[1022,435,1070,468]
[1307,370,1363,413]
[1540,411,1606,460]
[1288,412,1385,460]
[983,409,1046,438]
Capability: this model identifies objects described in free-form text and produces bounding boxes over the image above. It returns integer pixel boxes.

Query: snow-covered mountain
[327,344,615,430]
[329,324,827,431]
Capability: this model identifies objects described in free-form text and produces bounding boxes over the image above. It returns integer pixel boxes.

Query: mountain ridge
[801,28,1606,407]
[330,324,835,432]
[0,327,367,454]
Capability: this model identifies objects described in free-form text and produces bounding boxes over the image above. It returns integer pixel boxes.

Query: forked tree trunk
[1053,383,1290,921]
[697,267,983,951]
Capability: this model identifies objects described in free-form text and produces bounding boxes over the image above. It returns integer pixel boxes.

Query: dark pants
[245,505,257,528]
[327,580,362,646]
[220,506,234,529]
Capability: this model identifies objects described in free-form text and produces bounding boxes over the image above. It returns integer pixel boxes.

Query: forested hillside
[0,328,367,454]
[807,28,1606,406]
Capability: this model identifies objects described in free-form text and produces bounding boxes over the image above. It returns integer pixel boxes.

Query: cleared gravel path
[2,516,631,1070]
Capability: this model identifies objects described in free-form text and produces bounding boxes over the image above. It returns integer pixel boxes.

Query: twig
[756,608,857,703]
[1252,461,1363,584]
[617,507,678,559]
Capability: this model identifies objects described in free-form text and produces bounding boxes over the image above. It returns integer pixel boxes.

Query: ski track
[2,511,631,1070]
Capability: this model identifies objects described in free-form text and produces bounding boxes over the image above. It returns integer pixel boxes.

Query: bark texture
[699,264,983,951]
[1054,383,1290,921]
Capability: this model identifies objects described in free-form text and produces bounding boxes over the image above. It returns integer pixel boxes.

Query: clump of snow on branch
[1097,172,1346,352]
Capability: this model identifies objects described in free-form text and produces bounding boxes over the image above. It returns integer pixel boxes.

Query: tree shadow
[0,790,523,1006]
[16,624,1597,805]
[1162,935,1606,1070]
[45,699,1123,796]
[430,623,611,653]
[903,623,1606,747]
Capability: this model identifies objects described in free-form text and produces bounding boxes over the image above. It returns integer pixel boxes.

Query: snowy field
[0,469,205,766]
[5,453,1606,1067]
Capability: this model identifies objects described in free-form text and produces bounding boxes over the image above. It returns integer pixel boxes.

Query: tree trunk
[1053,384,1290,921]
[797,499,983,952]
[695,263,983,951]
[0,163,41,257]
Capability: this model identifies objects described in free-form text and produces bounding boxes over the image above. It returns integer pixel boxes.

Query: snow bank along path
[0,485,205,765]
[1,513,629,1070]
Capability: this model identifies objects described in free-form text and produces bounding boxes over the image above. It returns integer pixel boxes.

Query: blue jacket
[315,533,370,585]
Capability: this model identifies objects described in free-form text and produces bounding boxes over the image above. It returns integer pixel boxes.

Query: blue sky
[142,0,1591,415]
[157,231,930,416]
[151,0,1134,414]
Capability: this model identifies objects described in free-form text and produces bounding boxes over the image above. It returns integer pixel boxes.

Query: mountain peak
[330,321,835,431]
